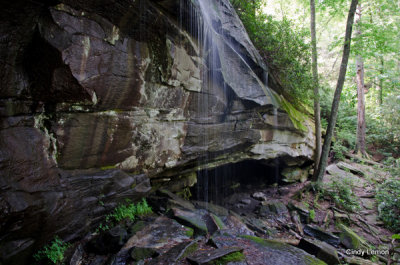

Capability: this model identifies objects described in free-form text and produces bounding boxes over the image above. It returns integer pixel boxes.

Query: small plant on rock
[96,198,152,232]
[33,236,71,264]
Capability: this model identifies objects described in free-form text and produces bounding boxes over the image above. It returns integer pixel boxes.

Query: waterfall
[180,0,279,204]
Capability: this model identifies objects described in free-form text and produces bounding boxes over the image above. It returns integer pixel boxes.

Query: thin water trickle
[180,0,279,204]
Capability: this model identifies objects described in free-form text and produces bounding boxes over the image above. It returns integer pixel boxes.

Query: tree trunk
[310,0,322,176]
[355,3,366,156]
[378,57,384,105]
[314,0,359,182]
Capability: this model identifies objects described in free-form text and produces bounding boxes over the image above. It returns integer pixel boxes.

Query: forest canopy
[230,0,400,162]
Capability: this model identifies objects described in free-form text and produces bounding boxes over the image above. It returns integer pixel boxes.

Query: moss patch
[241,235,326,265]
[179,242,198,260]
[100,165,116,170]
[184,227,194,237]
[338,224,369,250]
[303,255,328,265]
[274,94,308,132]
[211,214,225,230]
[211,251,245,265]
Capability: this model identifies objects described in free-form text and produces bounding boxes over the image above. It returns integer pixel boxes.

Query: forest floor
[63,159,399,265]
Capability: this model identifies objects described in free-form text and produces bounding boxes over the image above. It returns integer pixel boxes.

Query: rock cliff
[0,0,315,263]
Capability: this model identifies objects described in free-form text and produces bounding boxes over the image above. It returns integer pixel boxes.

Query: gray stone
[336,161,365,176]
[171,207,208,235]
[303,225,340,247]
[241,199,252,205]
[252,192,267,201]
[281,167,309,183]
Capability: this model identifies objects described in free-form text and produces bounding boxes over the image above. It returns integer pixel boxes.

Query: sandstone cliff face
[0,0,315,263]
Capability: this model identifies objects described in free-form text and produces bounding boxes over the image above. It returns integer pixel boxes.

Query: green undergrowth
[376,178,400,232]
[211,251,245,264]
[33,236,71,264]
[96,198,152,233]
[315,180,360,212]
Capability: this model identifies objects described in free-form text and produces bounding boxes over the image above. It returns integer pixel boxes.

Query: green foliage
[33,236,71,264]
[376,178,400,232]
[230,0,313,105]
[366,96,400,158]
[319,179,360,212]
[111,198,152,222]
[97,198,152,233]
[309,209,316,221]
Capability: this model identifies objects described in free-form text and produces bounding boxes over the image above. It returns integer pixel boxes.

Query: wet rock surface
[0,0,316,263]
[34,159,398,265]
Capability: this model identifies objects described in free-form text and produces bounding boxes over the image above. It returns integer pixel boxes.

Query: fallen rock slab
[171,207,208,235]
[336,162,365,176]
[303,225,340,247]
[298,238,340,265]
[148,241,198,265]
[187,247,243,265]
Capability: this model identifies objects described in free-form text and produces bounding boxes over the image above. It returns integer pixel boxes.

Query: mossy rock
[211,251,245,264]
[130,247,159,261]
[338,224,370,250]
[241,235,327,265]
[171,207,208,235]
[274,94,308,132]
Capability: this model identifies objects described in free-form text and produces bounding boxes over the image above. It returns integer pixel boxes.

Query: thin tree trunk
[378,57,384,105]
[355,3,366,156]
[314,0,359,182]
[310,0,322,177]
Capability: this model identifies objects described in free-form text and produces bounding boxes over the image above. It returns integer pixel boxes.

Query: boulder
[252,192,267,201]
[171,207,208,235]
[281,167,309,183]
[338,224,370,250]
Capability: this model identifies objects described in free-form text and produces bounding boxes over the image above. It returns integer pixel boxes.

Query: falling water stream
[180,0,280,204]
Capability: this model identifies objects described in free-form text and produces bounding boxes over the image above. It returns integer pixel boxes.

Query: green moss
[185,227,194,237]
[180,242,198,260]
[274,94,308,132]
[211,214,225,229]
[339,224,369,250]
[303,255,328,265]
[240,235,283,248]
[100,165,117,170]
[130,221,146,235]
[211,251,245,265]
[241,235,326,265]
